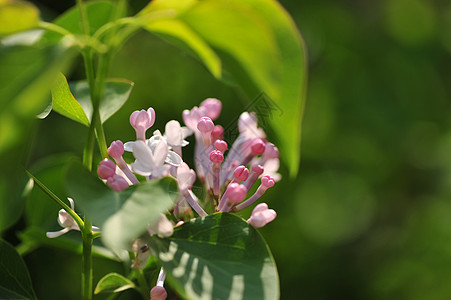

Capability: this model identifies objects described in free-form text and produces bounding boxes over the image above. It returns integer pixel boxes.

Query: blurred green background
[4,0,451,299]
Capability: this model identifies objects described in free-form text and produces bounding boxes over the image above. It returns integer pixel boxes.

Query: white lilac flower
[164,120,190,157]
[147,214,174,238]
[131,139,181,178]
[46,198,99,238]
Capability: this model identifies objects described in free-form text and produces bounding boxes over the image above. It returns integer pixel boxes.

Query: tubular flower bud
[108,140,125,159]
[130,108,155,140]
[247,203,277,228]
[209,150,224,165]
[211,125,224,141]
[200,98,222,120]
[97,158,116,179]
[250,138,266,156]
[233,165,249,183]
[107,174,129,192]
[235,175,276,211]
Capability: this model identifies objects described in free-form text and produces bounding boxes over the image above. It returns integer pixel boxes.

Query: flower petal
[165,150,182,166]
[153,139,169,167]
[46,227,70,238]
[133,140,155,169]
[165,120,182,146]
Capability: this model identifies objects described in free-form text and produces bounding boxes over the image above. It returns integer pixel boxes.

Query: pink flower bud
[261,175,275,189]
[251,164,264,176]
[264,143,279,159]
[214,140,227,153]
[251,138,266,155]
[130,108,155,140]
[130,108,155,130]
[108,140,124,159]
[209,150,224,164]
[247,203,276,228]
[233,165,249,182]
[227,183,247,204]
[211,125,224,141]
[107,174,129,192]
[97,158,116,179]
[200,98,222,120]
[197,117,214,133]
[150,286,167,300]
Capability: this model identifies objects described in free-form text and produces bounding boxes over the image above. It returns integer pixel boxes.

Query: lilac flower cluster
[48,98,280,300]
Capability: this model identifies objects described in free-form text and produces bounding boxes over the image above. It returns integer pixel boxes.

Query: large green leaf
[40,1,117,44]
[94,272,136,294]
[66,161,178,251]
[140,0,307,176]
[0,239,37,300]
[0,44,76,155]
[0,0,39,36]
[149,213,279,300]
[141,18,221,78]
[0,44,76,231]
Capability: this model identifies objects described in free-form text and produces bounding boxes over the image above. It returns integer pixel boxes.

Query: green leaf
[0,44,76,155]
[0,44,76,232]
[51,73,90,126]
[49,74,133,125]
[239,0,308,177]
[141,0,307,176]
[94,273,136,294]
[0,0,40,36]
[69,78,134,124]
[0,239,37,300]
[142,18,221,78]
[40,1,117,44]
[149,213,279,300]
[66,161,178,251]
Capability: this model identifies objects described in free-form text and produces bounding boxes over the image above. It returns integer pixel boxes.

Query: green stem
[82,218,93,300]
[38,21,73,37]
[25,170,84,230]
[76,2,96,300]
[135,269,150,299]
[82,49,97,170]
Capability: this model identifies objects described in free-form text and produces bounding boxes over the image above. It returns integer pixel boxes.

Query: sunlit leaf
[0,239,37,300]
[48,74,134,125]
[148,213,279,300]
[94,273,136,294]
[0,0,39,36]
[142,18,221,78]
[138,0,307,176]
[51,73,90,126]
[66,161,178,251]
